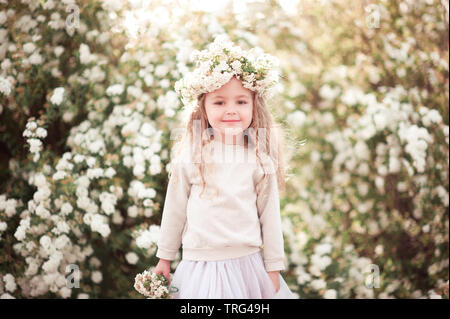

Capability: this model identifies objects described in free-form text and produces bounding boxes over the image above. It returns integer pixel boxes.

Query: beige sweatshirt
[156,139,286,272]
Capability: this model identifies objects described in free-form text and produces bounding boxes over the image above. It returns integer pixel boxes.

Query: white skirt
[169,251,296,299]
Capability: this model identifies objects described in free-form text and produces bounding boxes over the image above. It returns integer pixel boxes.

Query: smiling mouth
[222,120,241,122]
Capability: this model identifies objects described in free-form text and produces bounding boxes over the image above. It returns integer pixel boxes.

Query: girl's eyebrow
[212,95,250,99]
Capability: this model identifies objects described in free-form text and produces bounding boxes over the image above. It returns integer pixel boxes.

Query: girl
[153,35,296,299]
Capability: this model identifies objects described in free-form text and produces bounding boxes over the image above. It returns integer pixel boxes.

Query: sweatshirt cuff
[156,246,178,260]
[264,259,286,272]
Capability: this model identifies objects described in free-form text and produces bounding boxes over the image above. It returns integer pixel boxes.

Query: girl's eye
[214,101,247,105]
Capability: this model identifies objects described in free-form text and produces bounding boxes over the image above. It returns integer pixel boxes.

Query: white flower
[140,123,156,136]
[91,271,103,283]
[74,154,85,163]
[55,221,70,234]
[287,110,306,127]
[42,253,63,273]
[128,205,139,218]
[324,289,337,299]
[59,287,72,299]
[144,74,154,86]
[135,226,160,249]
[86,157,96,167]
[29,51,43,65]
[86,167,104,179]
[36,127,47,138]
[397,123,433,173]
[40,235,52,249]
[23,42,36,54]
[54,234,70,249]
[90,214,111,237]
[3,274,17,293]
[312,254,332,270]
[14,217,30,240]
[314,243,332,255]
[154,64,169,77]
[0,12,6,25]
[419,106,443,127]
[52,170,67,181]
[100,197,116,216]
[26,121,37,131]
[50,87,65,105]
[89,257,101,268]
[136,187,155,199]
[341,87,364,106]
[375,245,384,255]
[14,227,26,241]
[3,198,18,217]
[0,76,12,96]
[133,164,145,177]
[106,84,124,96]
[125,252,139,265]
[28,138,42,153]
[319,84,340,100]
[35,204,50,218]
[104,167,116,178]
[311,278,327,290]
[79,43,94,64]
[230,60,242,73]
[143,199,153,207]
[54,46,64,57]
[60,202,73,215]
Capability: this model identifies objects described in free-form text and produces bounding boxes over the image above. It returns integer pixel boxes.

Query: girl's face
[204,76,254,144]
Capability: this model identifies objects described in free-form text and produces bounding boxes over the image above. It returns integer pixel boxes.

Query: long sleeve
[256,161,286,272]
[156,157,191,261]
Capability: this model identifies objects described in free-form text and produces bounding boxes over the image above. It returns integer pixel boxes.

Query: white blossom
[125,252,139,265]
[91,271,103,283]
[3,274,17,293]
[106,84,124,96]
[135,225,160,249]
[0,76,12,96]
[324,289,337,299]
[311,278,327,290]
[79,43,95,64]
[50,87,65,105]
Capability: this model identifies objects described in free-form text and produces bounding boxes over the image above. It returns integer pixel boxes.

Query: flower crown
[174,34,281,114]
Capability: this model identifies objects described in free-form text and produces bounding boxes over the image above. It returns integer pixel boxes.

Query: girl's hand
[154,259,171,285]
[267,270,280,293]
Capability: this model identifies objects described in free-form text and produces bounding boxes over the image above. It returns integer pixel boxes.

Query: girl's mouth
[222,120,240,123]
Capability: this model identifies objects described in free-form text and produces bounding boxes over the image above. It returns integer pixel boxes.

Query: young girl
[153,35,296,299]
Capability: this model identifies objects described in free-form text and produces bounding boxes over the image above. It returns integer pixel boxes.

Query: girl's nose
[226,103,239,114]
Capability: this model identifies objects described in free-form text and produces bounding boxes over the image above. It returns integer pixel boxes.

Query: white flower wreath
[174,34,281,114]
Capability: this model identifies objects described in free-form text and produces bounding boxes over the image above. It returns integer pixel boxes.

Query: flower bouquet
[134,269,178,299]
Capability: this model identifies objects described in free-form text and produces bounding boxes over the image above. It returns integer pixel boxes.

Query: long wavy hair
[172,77,288,199]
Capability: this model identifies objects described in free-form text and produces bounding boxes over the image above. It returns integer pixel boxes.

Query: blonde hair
[173,77,288,199]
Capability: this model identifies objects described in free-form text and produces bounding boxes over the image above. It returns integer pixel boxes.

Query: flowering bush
[270,0,449,298]
[0,0,447,299]
[0,0,180,299]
